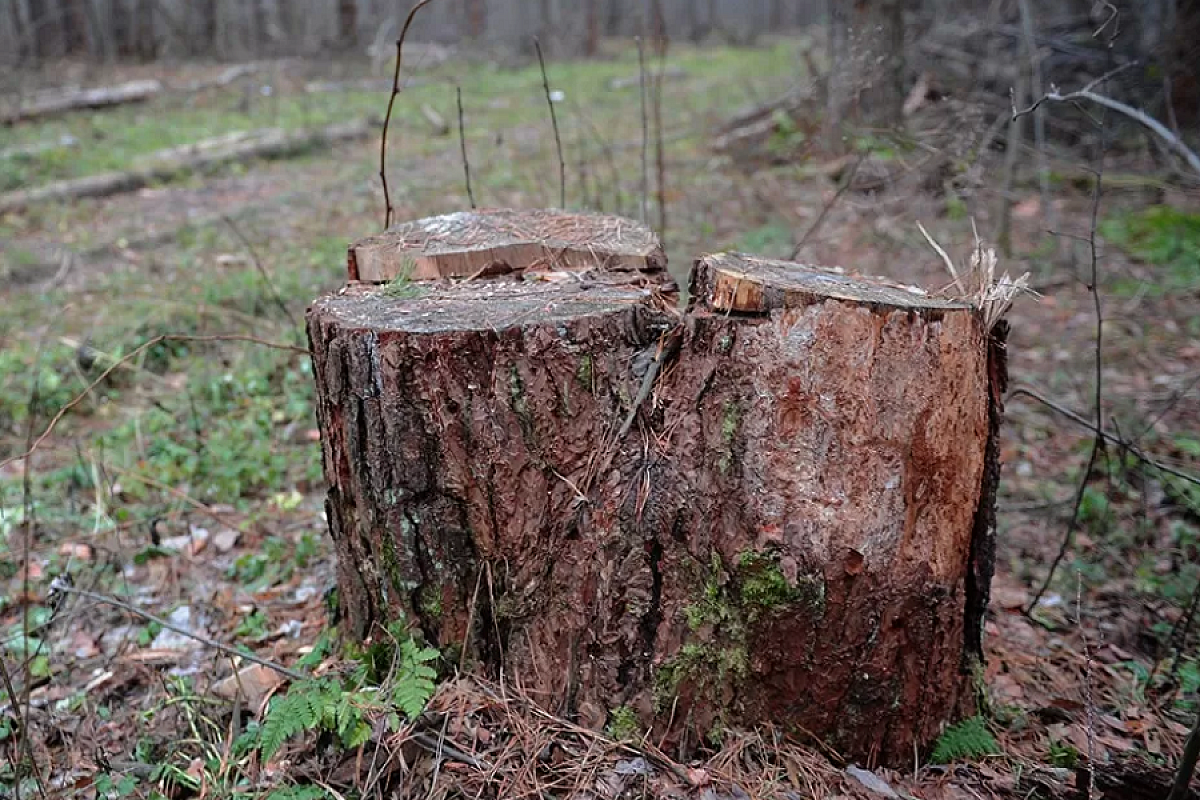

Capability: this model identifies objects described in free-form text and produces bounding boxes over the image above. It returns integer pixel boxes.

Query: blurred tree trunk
[824,0,907,151]
[338,0,357,48]
[60,0,88,55]
[463,0,486,40]
[29,0,63,60]
[605,0,622,36]
[584,0,600,56]
[10,0,32,63]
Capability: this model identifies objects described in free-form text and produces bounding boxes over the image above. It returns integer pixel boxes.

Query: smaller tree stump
[347,208,668,282]
[309,218,1006,766]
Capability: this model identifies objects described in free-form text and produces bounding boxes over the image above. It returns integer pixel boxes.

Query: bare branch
[50,581,307,682]
[380,0,438,230]
[1013,64,1200,178]
[221,215,298,327]
[533,38,566,210]
[636,36,650,225]
[456,86,476,209]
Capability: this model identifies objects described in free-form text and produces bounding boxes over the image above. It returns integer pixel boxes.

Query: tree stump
[307,214,1005,766]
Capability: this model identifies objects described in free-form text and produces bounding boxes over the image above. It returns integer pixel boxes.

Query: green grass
[0,41,797,194]
[1101,205,1200,296]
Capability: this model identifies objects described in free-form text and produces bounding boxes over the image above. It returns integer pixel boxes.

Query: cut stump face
[308,218,1000,767]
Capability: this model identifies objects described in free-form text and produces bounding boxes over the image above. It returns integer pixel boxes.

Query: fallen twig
[50,581,307,682]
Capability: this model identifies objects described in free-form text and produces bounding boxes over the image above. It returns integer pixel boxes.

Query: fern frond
[931,716,1000,764]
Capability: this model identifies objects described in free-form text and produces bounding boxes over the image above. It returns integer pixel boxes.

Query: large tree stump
[307,215,1004,766]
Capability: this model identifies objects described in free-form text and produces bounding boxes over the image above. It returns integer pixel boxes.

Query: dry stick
[1025,180,1108,612]
[51,582,307,681]
[221,214,298,328]
[997,80,1026,258]
[0,334,309,472]
[17,343,50,800]
[789,151,867,260]
[1170,708,1200,800]
[456,86,476,209]
[1013,63,1200,178]
[650,8,669,243]
[636,36,650,225]
[379,0,438,230]
[533,38,566,210]
[0,655,49,800]
[1010,388,1200,489]
[1016,0,1058,256]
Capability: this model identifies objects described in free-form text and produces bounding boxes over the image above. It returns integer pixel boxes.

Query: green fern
[263,786,331,800]
[391,638,439,719]
[256,636,439,761]
[931,716,1000,763]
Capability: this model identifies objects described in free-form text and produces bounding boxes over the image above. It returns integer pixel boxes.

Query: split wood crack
[618,323,684,438]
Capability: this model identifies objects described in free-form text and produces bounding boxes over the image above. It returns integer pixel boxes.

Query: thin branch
[221,215,298,328]
[380,0,438,230]
[1025,93,1111,611]
[636,35,650,224]
[50,581,307,682]
[0,654,48,800]
[0,334,308,471]
[791,152,867,261]
[456,86,475,209]
[1013,65,1200,178]
[649,1,669,242]
[1170,709,1200,800]
[1009,388,1200,489]
[533,38,566,210]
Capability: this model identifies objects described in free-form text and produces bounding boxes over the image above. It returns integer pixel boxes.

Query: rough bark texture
[308,246,997,767]
[347,208,668,283]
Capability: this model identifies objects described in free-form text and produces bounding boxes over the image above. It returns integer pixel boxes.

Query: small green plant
[1100,206,1200,295]
[235,610,270,640]
[930,716,1000,763]
[383,256,423,298]
[1047,739,1080,769]
[605,705,642,741]
[256,635,439,761]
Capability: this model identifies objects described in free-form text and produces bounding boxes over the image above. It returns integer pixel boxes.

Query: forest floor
[1,35,1199,800]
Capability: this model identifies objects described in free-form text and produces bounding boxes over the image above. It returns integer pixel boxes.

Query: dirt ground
[1,41,1200,799]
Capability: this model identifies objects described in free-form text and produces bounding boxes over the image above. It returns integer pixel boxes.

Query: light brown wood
[347,208,667,282]
[694,252,971,314]
[0,119,374,214]
[2,80,162,125]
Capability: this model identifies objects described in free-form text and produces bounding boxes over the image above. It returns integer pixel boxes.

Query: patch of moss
[659,549,816,715]
[605,705,642,741]
[418,587,443,620]
[718,399,743,474]
[508,364,535,442]
[737,550,799,613]
[576,354,593,389]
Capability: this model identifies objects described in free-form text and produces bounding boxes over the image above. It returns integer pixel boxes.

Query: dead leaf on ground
[211,663,287,711]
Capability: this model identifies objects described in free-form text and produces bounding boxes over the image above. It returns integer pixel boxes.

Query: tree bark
[825,0,908,150]
[309,223,1005,765]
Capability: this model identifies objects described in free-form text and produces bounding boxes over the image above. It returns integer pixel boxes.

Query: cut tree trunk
[0,119,374,214]
[347,208,668,282]
[1,79,162,125]
[308,222,1005,766]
